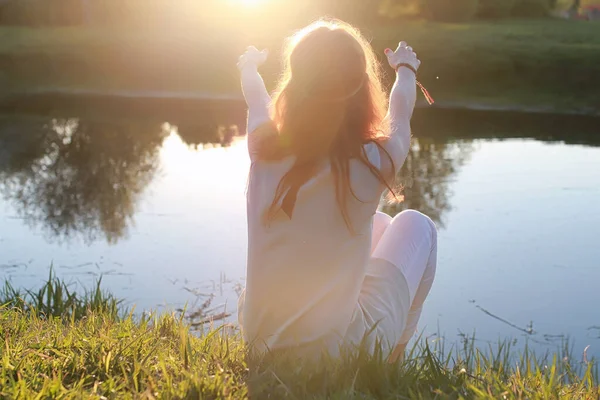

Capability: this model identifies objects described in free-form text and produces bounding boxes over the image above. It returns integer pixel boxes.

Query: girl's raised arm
[378,42,420,179]
[238,46,272,134]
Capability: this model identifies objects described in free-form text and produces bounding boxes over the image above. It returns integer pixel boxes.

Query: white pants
[346,209,438,354]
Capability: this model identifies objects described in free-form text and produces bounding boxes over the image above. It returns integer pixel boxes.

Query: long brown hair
[255,19,398,230]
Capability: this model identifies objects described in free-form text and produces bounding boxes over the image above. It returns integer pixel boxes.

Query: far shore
[1,19,599,119]
[2,88,600,119]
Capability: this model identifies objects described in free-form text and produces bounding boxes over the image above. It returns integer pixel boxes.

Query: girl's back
[242,142,385,353]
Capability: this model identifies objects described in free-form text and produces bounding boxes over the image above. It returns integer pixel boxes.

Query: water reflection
[411,108,600,147]
[383,137,474,228]
[0,117,167,244]
[0,115,249,246]
[1,108,598,245]
[174,122,243,149]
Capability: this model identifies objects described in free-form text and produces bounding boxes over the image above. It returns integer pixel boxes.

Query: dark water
[1,105,599,359]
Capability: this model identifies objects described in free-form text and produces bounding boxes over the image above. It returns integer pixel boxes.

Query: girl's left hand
[237,46,268,71]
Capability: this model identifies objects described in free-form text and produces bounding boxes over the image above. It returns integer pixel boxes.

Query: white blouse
[238,62,416,354]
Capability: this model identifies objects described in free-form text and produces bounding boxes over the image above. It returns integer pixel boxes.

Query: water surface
[1,108,599,359]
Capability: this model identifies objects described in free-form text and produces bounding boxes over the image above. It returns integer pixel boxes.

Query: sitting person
[237,19,437,361]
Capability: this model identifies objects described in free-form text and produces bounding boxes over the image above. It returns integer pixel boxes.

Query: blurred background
[0,0,598,110]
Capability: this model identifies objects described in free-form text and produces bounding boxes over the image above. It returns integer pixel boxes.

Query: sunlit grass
[0,274,598,398]
[0,267,123,320]
[0,19,599,113]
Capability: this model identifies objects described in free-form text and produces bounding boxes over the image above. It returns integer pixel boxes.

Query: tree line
[0,0,582,27]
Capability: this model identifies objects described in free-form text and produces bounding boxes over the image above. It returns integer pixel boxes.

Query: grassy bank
[0,19,599,114]
[1,275,599,398]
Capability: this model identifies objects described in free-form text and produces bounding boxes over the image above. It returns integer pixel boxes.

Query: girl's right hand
[237,46,269,71]
[384,41,420,73]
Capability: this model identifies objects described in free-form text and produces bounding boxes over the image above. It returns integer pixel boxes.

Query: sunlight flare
[239,0,265,6]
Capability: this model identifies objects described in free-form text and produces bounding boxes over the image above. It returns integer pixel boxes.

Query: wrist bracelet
[395,63,418,75]
[394,63,434,105]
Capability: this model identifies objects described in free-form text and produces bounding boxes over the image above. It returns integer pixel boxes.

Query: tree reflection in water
[0,117,168,244]
[175,122,243,149]
[381,137,474,228]
[0,113,475,244]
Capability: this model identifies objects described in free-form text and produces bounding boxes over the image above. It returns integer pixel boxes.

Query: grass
[0,18,599,114]
[0,267,123,321]
[1,274,599,398]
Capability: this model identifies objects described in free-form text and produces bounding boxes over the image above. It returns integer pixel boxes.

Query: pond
[1,103,599,360]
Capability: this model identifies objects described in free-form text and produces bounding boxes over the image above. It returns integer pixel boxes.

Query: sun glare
[240,0,263,6]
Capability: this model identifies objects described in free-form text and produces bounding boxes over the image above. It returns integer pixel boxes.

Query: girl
[237,19,437,361]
